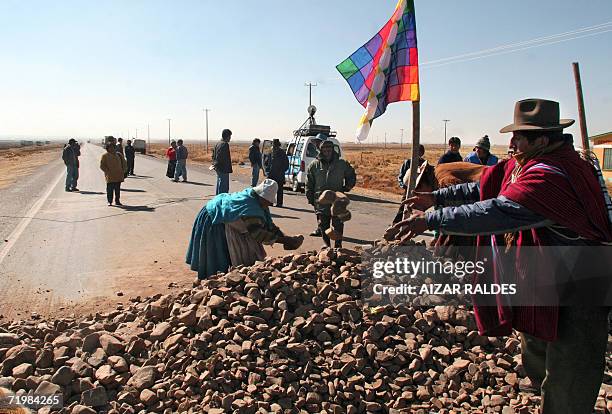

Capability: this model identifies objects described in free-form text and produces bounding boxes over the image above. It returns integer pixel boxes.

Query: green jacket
[306,153,357,205]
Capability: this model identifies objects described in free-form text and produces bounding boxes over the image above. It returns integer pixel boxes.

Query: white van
[284,124,342,193]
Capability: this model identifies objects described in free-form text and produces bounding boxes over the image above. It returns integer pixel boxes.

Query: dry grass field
[0,144,63,189]
[149,142,509,195]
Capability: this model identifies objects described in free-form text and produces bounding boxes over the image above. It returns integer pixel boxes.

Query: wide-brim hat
[253,179,278,204]
[500,98,574,133]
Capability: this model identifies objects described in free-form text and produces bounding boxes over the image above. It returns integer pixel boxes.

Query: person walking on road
[438,136,463,164]
[464,135,499,166]
[100,143,127,206]
[125,139,136,176]
[249,138,263,187]
[166,140,177,179]
[62,138,79,192]
[393,98,612,414]
[306,140,356,248]
[212,129,233,194]
[266,139,289,207]
[174,139,189,182]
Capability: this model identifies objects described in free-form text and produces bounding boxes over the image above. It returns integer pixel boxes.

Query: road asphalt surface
[0,144,405,319]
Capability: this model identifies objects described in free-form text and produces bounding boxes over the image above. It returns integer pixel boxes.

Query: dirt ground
[0,145,63,189]
[149,142,508,196]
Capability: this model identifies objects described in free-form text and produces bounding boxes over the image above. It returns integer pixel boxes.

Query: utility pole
[443,119,450,145]
[384,132,387,149]
[572,62,590,150]
[167,119,171,146]
[203,108,211,153]
[147,124,150,153]
[400,128,404,149]
[135,128,138,139]
[304,82,318,107]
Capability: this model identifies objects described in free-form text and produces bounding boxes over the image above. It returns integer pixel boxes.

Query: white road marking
[0,169,65,265]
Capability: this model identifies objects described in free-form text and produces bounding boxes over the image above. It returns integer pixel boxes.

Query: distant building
[590,131,612,182]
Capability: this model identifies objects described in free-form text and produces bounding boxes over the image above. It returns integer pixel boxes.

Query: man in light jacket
[100,143,127,206]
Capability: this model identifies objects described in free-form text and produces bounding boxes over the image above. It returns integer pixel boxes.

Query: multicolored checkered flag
[337,0,419,141]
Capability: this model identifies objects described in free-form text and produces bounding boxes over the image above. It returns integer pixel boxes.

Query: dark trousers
[520,306,609,414]
[166,160,176,178]
[126,157,135,175]
[317,210,344,248]
[106,182,121,204]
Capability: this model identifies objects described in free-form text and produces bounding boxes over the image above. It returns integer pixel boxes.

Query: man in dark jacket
[393,144,436,224]
[306,140,356,248]
[266,139,289,207]
[173,139,189,182]
[249,138,263,187]
[438,136,462,164]
[124,140,136,176]
[62,139,79,192]
[212,129,233,194]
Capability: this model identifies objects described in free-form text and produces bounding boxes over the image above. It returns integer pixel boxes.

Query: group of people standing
[165,139,189,182]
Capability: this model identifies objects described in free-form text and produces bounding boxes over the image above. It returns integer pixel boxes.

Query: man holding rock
[306,140,356,248]
[393,98,612,414]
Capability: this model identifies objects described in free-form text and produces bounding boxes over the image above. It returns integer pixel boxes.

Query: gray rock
[81,386,109,407]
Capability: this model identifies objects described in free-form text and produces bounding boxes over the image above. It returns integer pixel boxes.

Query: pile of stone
[0,244,610,414]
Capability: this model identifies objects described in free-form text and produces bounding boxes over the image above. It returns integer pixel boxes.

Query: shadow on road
[127,175,154,179]
[343,236,375,245]
[280,205,313,213]
[348,193,398,205]
[115,205,155,212]
[270,212,299,220]
[179,181,211,187]
[77,191,104,195]
[121,188,147,193]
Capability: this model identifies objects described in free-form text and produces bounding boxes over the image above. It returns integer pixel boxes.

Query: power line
[422,23,612,68]
[423,21,612,66]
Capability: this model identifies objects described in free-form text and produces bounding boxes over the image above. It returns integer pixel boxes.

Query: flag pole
[407,101,420,195]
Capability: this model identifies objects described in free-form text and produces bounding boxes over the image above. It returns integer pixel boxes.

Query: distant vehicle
[103,136,117,147]
[132,139,146,154]
[282,105,341,192]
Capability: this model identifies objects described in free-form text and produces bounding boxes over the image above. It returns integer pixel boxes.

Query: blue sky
[0,0,610,147]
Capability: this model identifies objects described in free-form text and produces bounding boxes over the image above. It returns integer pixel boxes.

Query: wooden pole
[572,62,590,150]
[408,101,420,195]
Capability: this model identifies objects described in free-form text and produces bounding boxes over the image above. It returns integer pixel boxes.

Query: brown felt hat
[500,98,574,133]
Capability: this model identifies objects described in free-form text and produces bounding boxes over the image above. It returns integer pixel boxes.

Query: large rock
[81,386,109,407]
[98,334,124,355]
[128,366,157,390]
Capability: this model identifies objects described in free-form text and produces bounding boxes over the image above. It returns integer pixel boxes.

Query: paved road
[0,144,402,318]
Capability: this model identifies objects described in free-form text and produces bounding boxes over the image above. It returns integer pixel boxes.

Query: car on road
[283,105,341,192]
[133,139,146,154]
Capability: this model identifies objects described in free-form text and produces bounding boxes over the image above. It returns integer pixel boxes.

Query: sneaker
[71,188,79,192]
[115,202,123,206]
[108,202,113,206]
[182,179,188,182]
[65,188,72,192]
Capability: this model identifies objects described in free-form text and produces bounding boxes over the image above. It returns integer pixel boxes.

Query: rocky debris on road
[0,241,610,414]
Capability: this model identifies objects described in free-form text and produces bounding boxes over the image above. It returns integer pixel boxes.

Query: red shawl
[473,145,612,341]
